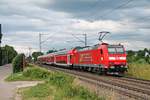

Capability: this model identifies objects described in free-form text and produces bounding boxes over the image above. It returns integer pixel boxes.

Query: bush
[12,53,25,73]
[23,67,51,79]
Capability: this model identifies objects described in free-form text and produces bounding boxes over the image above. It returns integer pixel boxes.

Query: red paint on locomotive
[38,43,127,74]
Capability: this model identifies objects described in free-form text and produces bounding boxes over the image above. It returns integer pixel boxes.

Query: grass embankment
[127,63,150,80]
[6,65,104,100]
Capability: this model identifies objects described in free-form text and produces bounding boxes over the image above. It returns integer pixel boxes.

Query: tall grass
[127,63,150,80]
[23,67,51,79]
[6,65,103,100]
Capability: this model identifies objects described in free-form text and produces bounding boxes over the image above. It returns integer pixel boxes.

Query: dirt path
[0,64,43,100]
[0,64,16,100]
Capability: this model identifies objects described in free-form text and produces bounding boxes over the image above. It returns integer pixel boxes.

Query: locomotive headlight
[109,57,116,60]
[119,57,126,60]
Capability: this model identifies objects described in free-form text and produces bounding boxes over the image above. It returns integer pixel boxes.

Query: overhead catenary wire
[40,33,56,44]
[90,0,134,20]
[70,33,88,47]
[94,0,150,28]
[90,0,150,30]
[70,33,85,43]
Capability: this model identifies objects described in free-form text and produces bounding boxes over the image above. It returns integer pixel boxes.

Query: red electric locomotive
[38,42,127,75]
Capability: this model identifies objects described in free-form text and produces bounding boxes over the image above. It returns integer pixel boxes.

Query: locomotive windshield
[116,47,124,54]
[108,47,116,54]
[108,45,124,54]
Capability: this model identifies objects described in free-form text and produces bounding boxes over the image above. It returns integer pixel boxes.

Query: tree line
[30,49,57,62]
[0,45,17,66]
[127,48,150,64]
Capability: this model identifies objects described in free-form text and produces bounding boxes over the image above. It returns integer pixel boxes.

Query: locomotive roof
[75,44,100,51]
[108,44,123,48]
[74,43,123,52]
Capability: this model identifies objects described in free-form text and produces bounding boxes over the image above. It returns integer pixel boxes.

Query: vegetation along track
[38,64,150,100]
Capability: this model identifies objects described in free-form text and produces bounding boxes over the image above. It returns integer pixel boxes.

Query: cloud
[48,0,150,20]
[0,0,150,54]
[71,20,124,32]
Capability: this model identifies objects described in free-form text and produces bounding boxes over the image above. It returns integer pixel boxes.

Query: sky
[1,0,150,55]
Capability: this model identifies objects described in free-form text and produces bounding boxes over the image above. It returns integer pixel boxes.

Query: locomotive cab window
[108,46,124,54]
[108,47,116,54]
[116,47,124,54]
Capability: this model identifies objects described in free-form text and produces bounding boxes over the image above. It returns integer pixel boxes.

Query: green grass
[20,83,54,100]
[127,63,150,80]
[20,82,103,100]
[5,67,49,81]
[5,73,31,81]
[6,65,104,100]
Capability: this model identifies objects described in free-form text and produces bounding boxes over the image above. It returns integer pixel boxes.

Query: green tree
[144,48,150,64]
[47,49,57,54]
[137,50,145,58]
[0,45,17,65]
[127,50,135,63]
[144,48,149,53]
[145,55,150,64]
[127,50,135,57]
[127,48,150,64]
[12,53,25,73]
[32,52,43,62]
[26,55,32,63]
[4,45,17,63]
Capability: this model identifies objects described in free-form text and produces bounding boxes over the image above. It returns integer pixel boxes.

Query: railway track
[120,77,150,85]
[39,64,150,100]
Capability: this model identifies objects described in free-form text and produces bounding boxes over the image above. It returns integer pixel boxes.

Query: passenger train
[37,42,127,75]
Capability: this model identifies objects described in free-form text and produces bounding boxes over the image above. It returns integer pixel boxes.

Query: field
[126,63,150,80]
[6,65,104,100]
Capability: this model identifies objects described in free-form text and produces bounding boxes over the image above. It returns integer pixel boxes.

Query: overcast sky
[1,0,150,55]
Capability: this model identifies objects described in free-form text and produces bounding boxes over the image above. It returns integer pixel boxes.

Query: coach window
[100,49,103,54]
